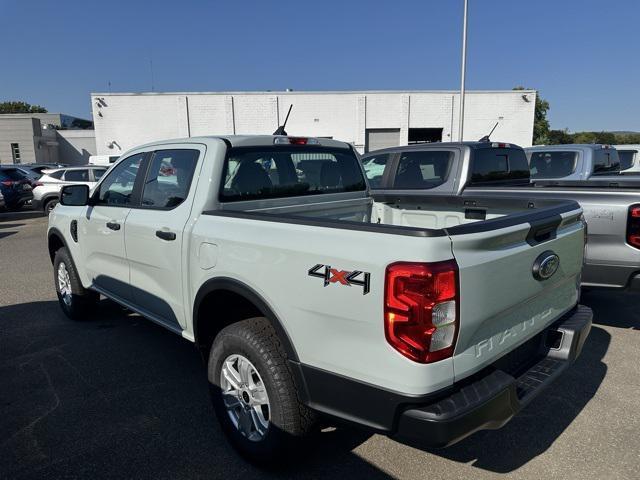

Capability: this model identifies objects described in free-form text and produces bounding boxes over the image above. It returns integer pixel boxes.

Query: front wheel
[53,247,99,320]
[208,317,315,464]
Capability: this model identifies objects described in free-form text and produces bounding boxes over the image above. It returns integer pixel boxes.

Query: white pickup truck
[47,135,592,463]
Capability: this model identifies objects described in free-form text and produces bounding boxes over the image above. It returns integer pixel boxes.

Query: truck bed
[200,192,584,392]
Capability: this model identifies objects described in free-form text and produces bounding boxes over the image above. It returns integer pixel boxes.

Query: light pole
[458,0,469,142]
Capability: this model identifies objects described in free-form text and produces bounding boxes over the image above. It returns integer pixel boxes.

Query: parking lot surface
[1,211,639,479]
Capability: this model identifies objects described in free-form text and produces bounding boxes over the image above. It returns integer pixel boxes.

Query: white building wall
[56,129,96,165]
[91,90,536,156]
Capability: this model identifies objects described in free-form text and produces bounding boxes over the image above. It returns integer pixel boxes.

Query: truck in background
[362,141,640,290]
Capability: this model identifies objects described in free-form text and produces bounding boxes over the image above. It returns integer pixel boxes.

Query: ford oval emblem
[532,251,560,281]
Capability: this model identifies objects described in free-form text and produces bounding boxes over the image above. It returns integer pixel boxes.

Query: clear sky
[1,0,638,131]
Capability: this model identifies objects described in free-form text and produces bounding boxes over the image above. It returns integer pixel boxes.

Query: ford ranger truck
[48,136,591,463]
[362,141,640,291]
[525,143,637,182]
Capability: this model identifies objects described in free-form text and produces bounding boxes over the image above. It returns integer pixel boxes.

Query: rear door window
[221,147,365,202]
[64,169,89,182]
[361,153,392,188]
[92,168,107,181]
[470,148,530,185]
[392,151,452,189]
[529,151,578,178]
[592,149,620,175]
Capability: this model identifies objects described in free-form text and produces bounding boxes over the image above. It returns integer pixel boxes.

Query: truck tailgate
[448,205,584,382]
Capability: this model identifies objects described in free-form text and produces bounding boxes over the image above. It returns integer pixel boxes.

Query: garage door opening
[408,128,443,144]
[365,128,400,153]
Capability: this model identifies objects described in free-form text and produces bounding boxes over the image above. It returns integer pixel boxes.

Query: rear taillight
[34,182,44,187]
[1,180,13,187]
[627,205,640,249]
[384,260,459,363]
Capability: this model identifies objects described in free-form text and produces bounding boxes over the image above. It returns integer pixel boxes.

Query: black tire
[208,317,315,464]
[53,247,99,320]
[44,198,58,214]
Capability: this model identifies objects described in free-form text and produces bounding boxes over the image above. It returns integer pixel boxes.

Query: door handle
[156,230,176,241]
[106,221,121,231]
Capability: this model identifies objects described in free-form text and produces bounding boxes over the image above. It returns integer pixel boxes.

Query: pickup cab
[362,141,640,290]
[615,144,640,174]
[525,144,628,181]
[48,135,591,462]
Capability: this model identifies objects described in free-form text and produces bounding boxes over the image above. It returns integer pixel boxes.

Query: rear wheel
[208,317,315,464]
[44,198,58,214]
[53,247,99,320]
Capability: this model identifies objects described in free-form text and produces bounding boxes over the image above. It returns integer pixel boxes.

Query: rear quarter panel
[189,214,458,395]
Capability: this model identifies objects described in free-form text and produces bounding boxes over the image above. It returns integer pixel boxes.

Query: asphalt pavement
[1,211,639,479]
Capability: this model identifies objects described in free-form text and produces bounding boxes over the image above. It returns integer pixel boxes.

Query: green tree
[513,86,549,145]
[547,129,573,144]
[0,101,47,114]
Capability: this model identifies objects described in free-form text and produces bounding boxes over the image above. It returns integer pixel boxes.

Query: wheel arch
[47,227,69,264]
[193,277,299,363]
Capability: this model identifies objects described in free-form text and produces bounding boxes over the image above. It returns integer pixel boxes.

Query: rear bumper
[396,305,592,447]
[292,305,592,448]
[582,263,640,291]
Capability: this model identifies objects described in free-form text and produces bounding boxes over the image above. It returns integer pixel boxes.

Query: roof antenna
[273,104,293,135]
[478,121,499,142]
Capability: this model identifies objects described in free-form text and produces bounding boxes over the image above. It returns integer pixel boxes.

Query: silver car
[32,166,108,214]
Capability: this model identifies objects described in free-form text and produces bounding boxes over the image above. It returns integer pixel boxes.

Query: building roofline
[91,89,536,96]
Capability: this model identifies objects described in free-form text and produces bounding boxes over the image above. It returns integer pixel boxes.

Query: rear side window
[393,151,452,189]
[529,151,578,179]
[220,147,366,202]
[617,150,636,171]
[48,170,64,180]
[361,153,392,188]
[470,148,530,185]
[592,149,620,175]
[141,149,199,209]
[64,169,89,182]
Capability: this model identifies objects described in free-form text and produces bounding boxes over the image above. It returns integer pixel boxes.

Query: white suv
[33,166,108,214]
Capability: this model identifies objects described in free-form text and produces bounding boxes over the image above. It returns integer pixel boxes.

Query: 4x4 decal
[308,264,371,295]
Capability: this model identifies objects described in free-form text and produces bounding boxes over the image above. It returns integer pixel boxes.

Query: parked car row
[0,164,108,213]
[47,135,591,463]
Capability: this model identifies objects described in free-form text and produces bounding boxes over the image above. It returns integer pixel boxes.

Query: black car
[0,166,34,210]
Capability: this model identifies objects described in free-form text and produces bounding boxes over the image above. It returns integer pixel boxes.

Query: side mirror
[60,184,89,206]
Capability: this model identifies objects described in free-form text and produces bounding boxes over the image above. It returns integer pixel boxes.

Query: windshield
[529,151,578,179]
[220,146,366,202]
